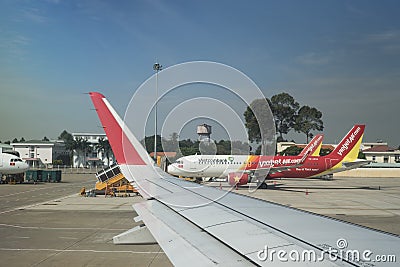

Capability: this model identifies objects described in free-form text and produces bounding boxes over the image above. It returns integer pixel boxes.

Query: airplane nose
[167,164,178,175]
[167,165,174,173]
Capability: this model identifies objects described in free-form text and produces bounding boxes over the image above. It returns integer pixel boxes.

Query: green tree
[270,93,299,140]
[74,137,91,167]
[216,140,231,154]
[280,146,303,156]
[58,130,75,165]
[42,136,50,141]
[141,135,163,154]
[254,145,261,155]
[161,132,179,153]
[244,98,275,155]
[12,138,18,143]
[293,106,324,143]
[96,138,113,166]
[178,139,200,156]
[180,146,199,156]
[320,148,332,156]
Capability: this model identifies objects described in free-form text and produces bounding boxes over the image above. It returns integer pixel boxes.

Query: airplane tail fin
[89,92,152,166]
[330,124,365,162]
[298,134,324,157]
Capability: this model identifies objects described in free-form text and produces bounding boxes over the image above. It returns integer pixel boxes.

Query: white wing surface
[90,92,399,267]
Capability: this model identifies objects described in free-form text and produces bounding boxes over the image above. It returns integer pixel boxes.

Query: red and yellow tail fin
[330,124,365,162]
[298,134,324,157]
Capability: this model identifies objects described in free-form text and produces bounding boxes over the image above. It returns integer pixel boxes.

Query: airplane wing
[315,160,372,177]
[90,92,399,266]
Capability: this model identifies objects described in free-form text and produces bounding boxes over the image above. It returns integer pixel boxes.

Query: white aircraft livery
[0,152,29,175]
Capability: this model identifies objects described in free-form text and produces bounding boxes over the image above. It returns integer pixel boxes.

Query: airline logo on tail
[299,134,324,157]
[337,126,362,156]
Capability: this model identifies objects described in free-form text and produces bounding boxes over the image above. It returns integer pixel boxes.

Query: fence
[30,165,101,174]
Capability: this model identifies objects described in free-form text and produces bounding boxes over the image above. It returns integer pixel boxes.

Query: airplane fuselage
[0,153,29,175]
[168,125,367,180]
[168,154,344,179]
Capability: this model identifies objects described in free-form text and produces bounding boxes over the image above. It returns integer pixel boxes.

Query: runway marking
[0,180,94,198]
[0,248,164,254]
[0,223,128,231]
[0,193,80,215]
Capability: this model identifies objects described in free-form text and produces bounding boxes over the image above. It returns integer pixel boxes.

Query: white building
[72,133,115,168]
[0,143,13,154]
[11,140,67,167]
[362,145,400,164]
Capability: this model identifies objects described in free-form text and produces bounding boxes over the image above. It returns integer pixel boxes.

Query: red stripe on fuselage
[89,92,146,165]
[241,155,335,179]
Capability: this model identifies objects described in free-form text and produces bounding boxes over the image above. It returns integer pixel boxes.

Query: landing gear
[258,182,268,189]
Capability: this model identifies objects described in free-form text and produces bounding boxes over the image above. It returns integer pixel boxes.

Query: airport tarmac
[0,173,172,267]
[0,174,399,266]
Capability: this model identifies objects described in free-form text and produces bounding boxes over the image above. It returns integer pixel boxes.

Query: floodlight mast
[153,62,162,162]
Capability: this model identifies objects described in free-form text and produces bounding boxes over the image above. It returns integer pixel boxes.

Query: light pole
[153,62,162,162]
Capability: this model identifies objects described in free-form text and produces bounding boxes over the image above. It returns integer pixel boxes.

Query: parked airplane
[168,134,324,187]
[168,125,369,186]
[89,92,398,266]
[0,152,29,175]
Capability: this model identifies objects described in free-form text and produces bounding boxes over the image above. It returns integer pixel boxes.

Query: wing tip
[89,92,106,99]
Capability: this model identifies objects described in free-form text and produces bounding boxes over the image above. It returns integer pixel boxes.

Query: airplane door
[324,158,334,169]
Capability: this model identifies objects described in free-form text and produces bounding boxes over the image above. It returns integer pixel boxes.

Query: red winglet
[89,92,146,165]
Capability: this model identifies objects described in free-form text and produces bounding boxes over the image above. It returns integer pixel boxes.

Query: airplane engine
[228,172,249,186]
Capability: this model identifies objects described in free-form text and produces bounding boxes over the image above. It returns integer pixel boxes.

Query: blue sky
[1,0,400,146]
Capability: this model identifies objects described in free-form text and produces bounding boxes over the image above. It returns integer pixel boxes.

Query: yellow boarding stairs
[95,164,138,196]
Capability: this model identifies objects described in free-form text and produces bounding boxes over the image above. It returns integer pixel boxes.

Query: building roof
[72,133,106,136]
[11,140,54,145]
[0,143,13,149]
[362,145,397,153]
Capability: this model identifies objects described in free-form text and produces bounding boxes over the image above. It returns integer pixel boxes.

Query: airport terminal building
[11,140,67,168]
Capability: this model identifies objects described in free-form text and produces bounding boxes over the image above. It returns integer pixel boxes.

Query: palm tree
[74,137,91,167]
[58,130,75,165]
[96,138,113,166]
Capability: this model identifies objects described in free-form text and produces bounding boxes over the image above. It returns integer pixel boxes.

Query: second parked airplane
[168,125,368,186]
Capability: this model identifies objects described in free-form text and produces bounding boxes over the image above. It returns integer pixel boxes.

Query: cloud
[21,7,47,23]
[295,52,332,66]
[362,30,400,54]
[366,30,400,42]
[46,0,61,4]
[0,32,31,61]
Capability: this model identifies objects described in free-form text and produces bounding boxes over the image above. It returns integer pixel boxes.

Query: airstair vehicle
[95,164,138,196]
